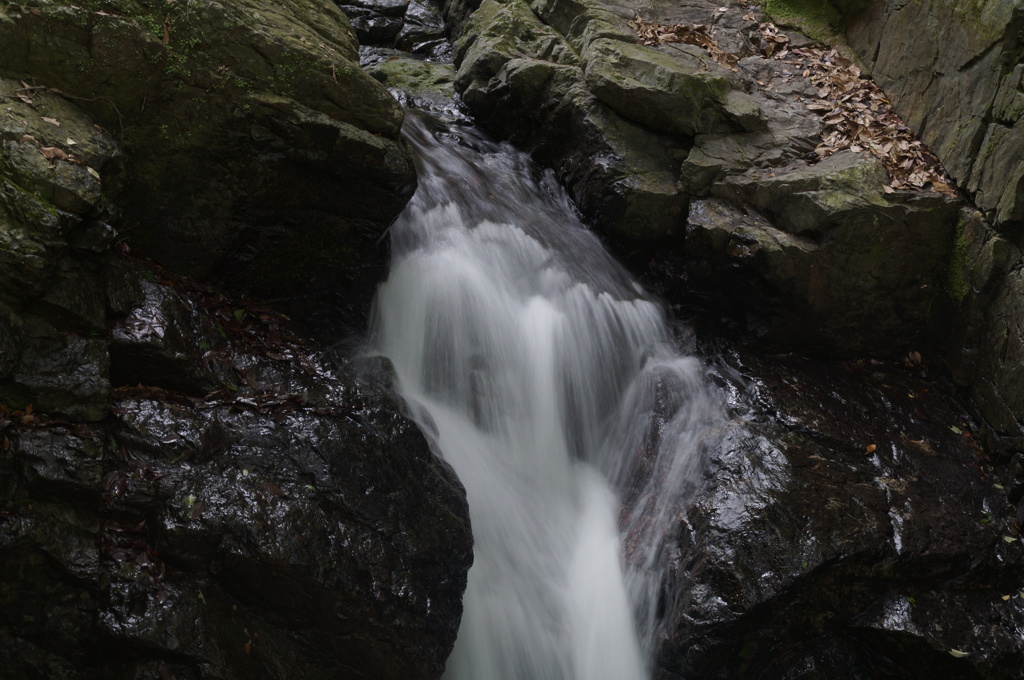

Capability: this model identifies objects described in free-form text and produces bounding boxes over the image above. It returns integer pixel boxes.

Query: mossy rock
[714,151,891,235]
[529,0,637,53]
[0,0,414,295]
[0,78,120,226]
[557,82,687,243]
[454,0,580,90]
[688,152,961,355]
[762,0,844,41]
[760,0,861,62]
[367,56,456,98]
[0,185,54,306]
[583,38,764,139]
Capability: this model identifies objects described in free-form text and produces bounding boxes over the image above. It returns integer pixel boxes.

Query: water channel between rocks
[370,108,724,679]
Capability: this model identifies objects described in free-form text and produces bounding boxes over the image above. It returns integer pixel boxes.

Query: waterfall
[370,110,721,679]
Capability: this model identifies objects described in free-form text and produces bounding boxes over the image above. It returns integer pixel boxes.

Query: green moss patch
[945,219,971,302]
[759,0,863,64]
[761,0,860,45]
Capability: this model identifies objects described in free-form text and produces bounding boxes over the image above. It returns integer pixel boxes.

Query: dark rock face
[0,0,416,297]
[837,1,1024,458]
[0,80,118,421]
[107,272,223,396]
[1,258,473,679]
[0,3,473,677]
[652,348,1024,680]
[685,151,960,355]
[100,378,470,680]
[933,209,1024,458]
[337,0,450,57]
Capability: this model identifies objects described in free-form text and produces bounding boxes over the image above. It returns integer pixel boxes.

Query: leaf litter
[628,14,739,68]
[628,14,957,196]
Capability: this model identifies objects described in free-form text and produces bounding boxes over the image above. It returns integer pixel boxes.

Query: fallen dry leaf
[628,10,957,197]
[754,22,956,196]
[39,146,69,161]
[628,15,739,69]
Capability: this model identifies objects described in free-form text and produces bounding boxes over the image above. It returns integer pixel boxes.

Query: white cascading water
[370,110,722,679]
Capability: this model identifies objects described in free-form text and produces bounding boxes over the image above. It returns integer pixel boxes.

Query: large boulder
[1,260,474,680]
[652,349,1024,680]
[583,38,765,138]
[0,4,475,677]
[442,0,711,246]
[684,151,960,355]
[0,0,416,296]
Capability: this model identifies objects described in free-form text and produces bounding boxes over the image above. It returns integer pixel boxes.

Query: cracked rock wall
[845,0,1024,454]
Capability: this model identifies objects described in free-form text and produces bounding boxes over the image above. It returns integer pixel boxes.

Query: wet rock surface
[651,341,1024,680]
[2,1,1024,679]
[279,1,1024,676]
[0,4,472,677]
[100,372,470,680]
[339,0,449,56]
[1,259,474,679]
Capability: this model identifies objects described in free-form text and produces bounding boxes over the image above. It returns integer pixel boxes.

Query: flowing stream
[370,110,722,679]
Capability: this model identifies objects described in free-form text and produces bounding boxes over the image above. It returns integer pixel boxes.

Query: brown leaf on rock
[753,20,957,197]
[628,15,739,69]
[39,146,69,162]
